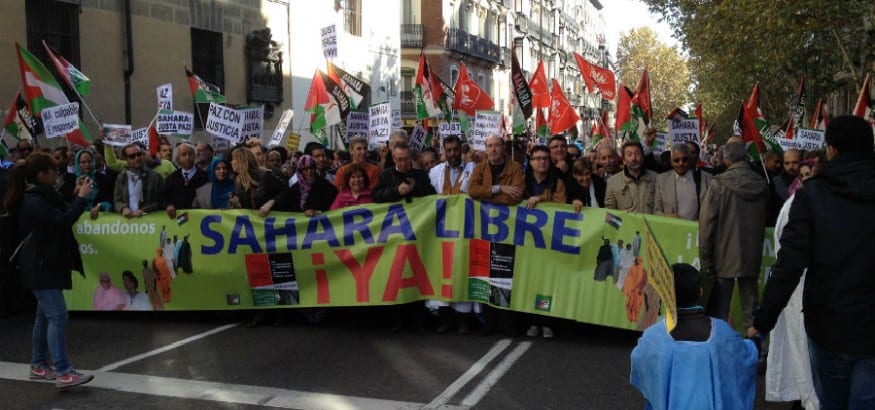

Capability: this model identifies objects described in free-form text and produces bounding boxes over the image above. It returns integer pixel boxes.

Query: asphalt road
[0,308,791,409]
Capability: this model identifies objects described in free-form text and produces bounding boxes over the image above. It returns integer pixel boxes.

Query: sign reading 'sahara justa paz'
[156,109,194,136]
[368,102,392,150]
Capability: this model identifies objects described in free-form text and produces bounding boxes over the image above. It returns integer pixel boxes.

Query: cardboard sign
[240,106,264,141]
[654,132,669,152]
[321,25,337,60]
[102,123,132,147]
[668,118,700,146]
[157,83,173,111]
[392,109,402,129]
[470,110,501,151]
[286,132,301,152]
[368,102,392,150]
[794,128,826,151]
[131,127,149,148]
[156,109,194,136]
[269,109,294,148]
[204,103,243,143]
[41,103,80,139]
[409,124,427,151]
[439,122,462,139]
[346,111,369,142]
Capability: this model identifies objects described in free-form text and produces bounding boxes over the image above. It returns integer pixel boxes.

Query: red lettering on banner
[311,253,330,304]
[441,242,454,298]
[382,244,435,301]
[336,247,384,303]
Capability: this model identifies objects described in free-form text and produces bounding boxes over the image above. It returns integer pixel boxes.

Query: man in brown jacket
[698,141,769,328]
[654,143,712,220]
[605,141,658,214]
[468,135,524,206]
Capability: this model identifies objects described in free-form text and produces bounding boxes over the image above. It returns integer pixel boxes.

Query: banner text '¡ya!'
[199,198,583,256]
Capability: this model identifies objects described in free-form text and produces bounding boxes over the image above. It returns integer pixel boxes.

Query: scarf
[295,155,316,209]
[208,158,235,209]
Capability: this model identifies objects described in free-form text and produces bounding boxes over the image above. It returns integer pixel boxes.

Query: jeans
[808,337,875,410]
[31,289,71,375]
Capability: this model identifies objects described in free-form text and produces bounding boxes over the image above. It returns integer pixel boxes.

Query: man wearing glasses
[654,143,711,220]
[113,143,165,218]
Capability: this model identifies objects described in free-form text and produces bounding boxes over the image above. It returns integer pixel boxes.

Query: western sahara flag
[328,61,370,110]
[510,53,533,119]
[414,55,442,119]
[319,70,352,123]
[185,66,226,104]
[605,212,623,230]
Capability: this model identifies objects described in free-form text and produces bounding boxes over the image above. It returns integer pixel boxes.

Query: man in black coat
[750,116,875,409]
[165,142,207,218]
[374,143,435,203]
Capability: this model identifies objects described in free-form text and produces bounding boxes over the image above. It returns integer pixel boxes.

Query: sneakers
[526,325,540,337]
[29,366,56,380]
[55,370,94,388]
[542,326,555,339]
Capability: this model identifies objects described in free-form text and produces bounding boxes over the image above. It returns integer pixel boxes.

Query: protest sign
[368,102,392,150]
[469,110,501,151]
[346,111,369,142]
[102,123,132,147]
[240,106,264,141]
[269,109,294,148]
[794,128,825,151]
[286,132,301,152]
[204,103,243,143]
[211,136,230,155]
[653,132,669,152]
[156,109,194,136]
[41,102,80,139]
[68,197,775,336]
[392,109,402,129]
[409,124,427,151]
[321,25,337,60]
[131,127,149,147]
[668,118,700,146]
[157,83,173,111]
[775,137,797,152]
[439,122,462,139]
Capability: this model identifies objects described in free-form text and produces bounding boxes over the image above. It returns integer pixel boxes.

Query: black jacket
[754,153,875,354]
[274,177,338,212]
[18,184,88,290]
[373,168,435,203]
[165,167,209,210]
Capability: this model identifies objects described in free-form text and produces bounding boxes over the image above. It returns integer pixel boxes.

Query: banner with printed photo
[102,123,133,147]
[156,109,194,136]
[41,102,80,139]
[66,197,776,334]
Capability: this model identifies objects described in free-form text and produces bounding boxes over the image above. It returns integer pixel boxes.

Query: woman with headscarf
[192,157,235,209]
[92,272,126,310]
[60,149,113,219]
[259,154,337,217]
[152,248,172,304]
[121,270,151,311]
[228,147,284,211]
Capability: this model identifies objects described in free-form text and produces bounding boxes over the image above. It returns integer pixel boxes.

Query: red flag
[615,85,633,131]
[853,73,871,120]
[632,67,652,123]
[809,97,828,130]
[452,62,494,116]
[573,52,616,100]
[743,83,767,155]
[529,61,550,109]
[147,121,161,156]
[549,79,580,135]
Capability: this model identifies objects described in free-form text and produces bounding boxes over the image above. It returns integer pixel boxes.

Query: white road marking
[0,361,468,410]
[96,323,238,372]
[425,338,513,408]
[460,341,532,407]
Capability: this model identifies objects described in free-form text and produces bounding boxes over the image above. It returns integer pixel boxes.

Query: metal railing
[400,24,423,48]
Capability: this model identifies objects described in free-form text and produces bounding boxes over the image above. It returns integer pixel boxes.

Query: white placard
[131,127,149,148]
[157,83,173,111]
[668,118,700,146]
[346,111,369,142]
[321,25,337,60]
[654,132,669,152]
[156,109,194,136]
[204,103,243,143]
[102,123,132,147]
[409,124,427,151]
[392,109,402,129]
[439,122,462,139]
[269,109,294,148]
[212,136,230,154]
[41,102,80,139]
[240,106,264,141]
[794,128,826,151]
[470,110,501,151]
[368,102,392,150]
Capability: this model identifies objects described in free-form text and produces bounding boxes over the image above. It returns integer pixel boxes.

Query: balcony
[401,24,423,48]
[446,28,469,54]
[400,91,415,116]
[501,48,511,66]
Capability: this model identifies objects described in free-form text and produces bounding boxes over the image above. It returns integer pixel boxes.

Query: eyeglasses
[672,157,689,163]
[126,152,143,159]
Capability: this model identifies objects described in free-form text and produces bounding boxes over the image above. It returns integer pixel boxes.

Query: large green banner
[69,195,776,331]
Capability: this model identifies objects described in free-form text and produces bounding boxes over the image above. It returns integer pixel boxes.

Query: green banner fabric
[69,195,776,332]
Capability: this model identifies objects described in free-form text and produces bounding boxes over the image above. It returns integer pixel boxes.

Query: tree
[640,0,875,139]
[616,27,693,129]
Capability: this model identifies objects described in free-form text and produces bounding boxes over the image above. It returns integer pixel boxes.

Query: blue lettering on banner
[342,208,375,246]
[435,198,460,239]
[200,215,224,255]
[552,211,582,254]
[229,215,262,254]
[302,215,341,249]
[514,207,548,249]
[480,202,510,243]
[264,217,297,252]
[378,204,416,242]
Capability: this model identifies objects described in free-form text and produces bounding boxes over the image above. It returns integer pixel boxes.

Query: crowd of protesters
[1,116,872,402]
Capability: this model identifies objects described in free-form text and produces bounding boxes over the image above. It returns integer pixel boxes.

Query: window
[191,28,223,129]
[27,0,80,74]
[458,3,467,31]
[344,0,362,37]
[402,0,420,24]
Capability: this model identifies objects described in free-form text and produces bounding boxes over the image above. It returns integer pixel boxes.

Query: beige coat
[605,169,658,214]
[698,163,769,279]
[653,169,712,219]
